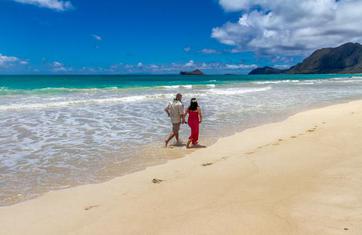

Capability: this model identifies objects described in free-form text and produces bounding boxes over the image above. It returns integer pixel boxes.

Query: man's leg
[165,131,175,147]
[173,123,181,144]
[174,131,179,143]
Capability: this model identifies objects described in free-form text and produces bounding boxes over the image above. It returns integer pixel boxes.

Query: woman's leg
[192,124,199,145]
[186,139,192,148]
[187,123,194,148]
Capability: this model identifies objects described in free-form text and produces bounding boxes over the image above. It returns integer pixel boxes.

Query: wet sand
[1,100,362,234]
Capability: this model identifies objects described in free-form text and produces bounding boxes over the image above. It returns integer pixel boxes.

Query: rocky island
[249,42,362,74]
[180,69,204,75]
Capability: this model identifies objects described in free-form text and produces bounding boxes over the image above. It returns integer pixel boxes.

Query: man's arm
[180,104,186,123]
[164,104,170,117]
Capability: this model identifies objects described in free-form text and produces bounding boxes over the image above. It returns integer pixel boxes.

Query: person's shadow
[168,143,187,148]
[192,144,206,148]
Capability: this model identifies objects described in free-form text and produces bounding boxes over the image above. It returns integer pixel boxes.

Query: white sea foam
[161,85,193,89]
[206,86,271,95]
[253,80,300,84]
[161,85,180,89]
[0,95,151,111]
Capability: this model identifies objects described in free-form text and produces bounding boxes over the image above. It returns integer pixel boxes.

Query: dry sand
[1,100,362,235]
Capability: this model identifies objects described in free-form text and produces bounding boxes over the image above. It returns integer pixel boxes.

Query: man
[164,93,185,147]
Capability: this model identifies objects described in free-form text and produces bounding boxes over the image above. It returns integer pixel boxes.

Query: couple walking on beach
[164,93,204,148]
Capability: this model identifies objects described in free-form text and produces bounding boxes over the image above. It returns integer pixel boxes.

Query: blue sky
[0,0,361,74]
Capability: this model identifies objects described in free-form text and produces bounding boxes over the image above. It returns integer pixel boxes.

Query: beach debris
[152,178,163,184]
[84,205,99,211]
[202,162,213,166]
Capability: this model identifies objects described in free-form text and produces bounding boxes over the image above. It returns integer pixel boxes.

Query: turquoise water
[0,74,356,93]
[1,74,362,206]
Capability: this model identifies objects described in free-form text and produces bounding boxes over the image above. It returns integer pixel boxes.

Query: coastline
[1,100,362,234]
[3,74,362,206]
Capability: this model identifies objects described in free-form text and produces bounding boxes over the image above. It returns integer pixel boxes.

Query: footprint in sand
[202,162,213,166]
[152,178,164,184]
[278,139,283,142]
[84,205,99,211]
[245,151,255,155]
[290,136,297,138]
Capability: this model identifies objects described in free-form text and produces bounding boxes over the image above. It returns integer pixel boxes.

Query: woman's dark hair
[188,98,199,111]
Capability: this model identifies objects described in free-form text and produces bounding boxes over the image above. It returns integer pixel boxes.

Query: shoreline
[3,74,362,207]
[2,95,362,207]
[1,100,362,234]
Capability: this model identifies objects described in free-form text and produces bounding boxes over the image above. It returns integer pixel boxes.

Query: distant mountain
[249,42,362,74]
[180,69,204,75]
[248,66,286,75]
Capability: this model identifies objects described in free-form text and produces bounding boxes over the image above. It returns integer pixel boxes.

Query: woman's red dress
[188,110,199,145]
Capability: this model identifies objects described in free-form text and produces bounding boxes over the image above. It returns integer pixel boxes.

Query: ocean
[1,74,362,206]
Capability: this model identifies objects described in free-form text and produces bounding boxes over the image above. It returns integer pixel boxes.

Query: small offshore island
[250,42,362,74]
[180,69,204,75]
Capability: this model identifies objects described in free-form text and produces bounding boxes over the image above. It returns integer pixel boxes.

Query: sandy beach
[1,100,362,235]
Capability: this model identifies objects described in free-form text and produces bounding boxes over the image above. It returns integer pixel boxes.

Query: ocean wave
[161,84,194,89]
[160,84,218,89]
[296,82,316,85]
[252,80,300,85]
[0,95,152,111]
[0,87,125,96]
[331,78,362,83]
[206,86,271,95]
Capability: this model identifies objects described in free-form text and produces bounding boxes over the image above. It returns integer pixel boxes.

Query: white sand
[1,100,362,234]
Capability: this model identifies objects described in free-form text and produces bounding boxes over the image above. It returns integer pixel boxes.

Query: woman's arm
[198,107,202,123]
[183,108,189,123]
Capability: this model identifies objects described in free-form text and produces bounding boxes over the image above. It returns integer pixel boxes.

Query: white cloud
[137,62,143,67]
[274,64,291,69]
[13,0,73,11]
[0,54,19,67]
[213,0,362,55]
[92,34,102,41]
[184,47,191,52]
[47,61,259,75]
[106,61,258,74]
[149,64,159,69]
[225,63,257,69]
[51,61,70,72]
[0,53,28,68]
[184,60,195,67]
[201,48,220,54]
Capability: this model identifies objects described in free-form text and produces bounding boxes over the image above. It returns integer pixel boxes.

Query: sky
[1,0,362,74]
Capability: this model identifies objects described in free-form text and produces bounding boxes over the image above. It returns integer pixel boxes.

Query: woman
[185,98,203,148]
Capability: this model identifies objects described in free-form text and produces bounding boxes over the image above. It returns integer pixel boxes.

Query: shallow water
[1,74,362,206]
